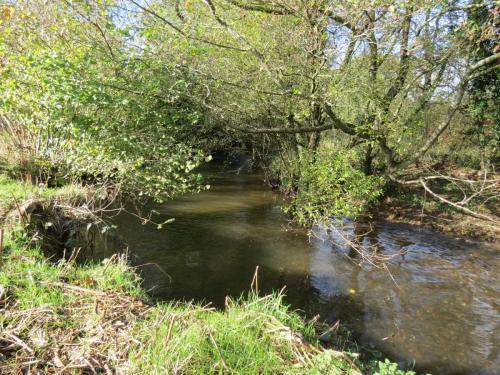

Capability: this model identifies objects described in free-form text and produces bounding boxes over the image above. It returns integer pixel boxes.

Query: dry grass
[0,240,366,375]
[1,285,148,374]
[0,242,147,374]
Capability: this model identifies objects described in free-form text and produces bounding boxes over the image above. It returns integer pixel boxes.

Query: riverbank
[0,231,413,374]
[0,174,90,220]
[376,183,499,242]
[376,198,499,241]
[0,176,414,374]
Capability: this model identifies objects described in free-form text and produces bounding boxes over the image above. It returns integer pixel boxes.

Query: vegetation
[0,1,206,202]
[0,0,498,373]
[0,175,91,216]
[0,224,415,374]
[0,176,418,374]
[281,148,383,226]
[1,0,498,226]
[121,0,498,223]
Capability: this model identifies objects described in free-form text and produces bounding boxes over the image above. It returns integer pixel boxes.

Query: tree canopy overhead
[0,0,498,223]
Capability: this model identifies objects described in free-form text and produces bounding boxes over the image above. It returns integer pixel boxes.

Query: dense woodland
[0,0,498,226]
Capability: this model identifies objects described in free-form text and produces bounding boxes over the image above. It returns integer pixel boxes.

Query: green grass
[0,230,417,374]
[0,174,39,213]
[129,293,318,374]
[0,174,89,216]
[0,174,417,374]
[0,230,143,309]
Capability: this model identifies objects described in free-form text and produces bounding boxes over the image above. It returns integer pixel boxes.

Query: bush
[284,149,384,225]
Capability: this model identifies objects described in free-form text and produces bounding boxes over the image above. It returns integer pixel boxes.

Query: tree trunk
[363,144,374,176]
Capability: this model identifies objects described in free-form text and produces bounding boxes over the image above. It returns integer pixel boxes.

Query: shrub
[284,149,384,225]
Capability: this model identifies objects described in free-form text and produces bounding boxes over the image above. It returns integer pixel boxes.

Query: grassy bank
[0,174,94,222]
[0,234,415,374]
[0,175,415,374]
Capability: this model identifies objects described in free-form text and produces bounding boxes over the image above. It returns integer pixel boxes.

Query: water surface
[102,167,499,374]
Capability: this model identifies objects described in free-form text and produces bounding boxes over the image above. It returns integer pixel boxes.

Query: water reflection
[309,221,500,374]
[97,168,499,375]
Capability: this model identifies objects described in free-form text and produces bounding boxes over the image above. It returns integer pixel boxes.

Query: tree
[0,0,206,201]
[119,0,499,220]
[464,1,499,171]
[2,0,497,222]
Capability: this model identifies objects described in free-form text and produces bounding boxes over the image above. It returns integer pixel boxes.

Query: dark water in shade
[97,166,499,375]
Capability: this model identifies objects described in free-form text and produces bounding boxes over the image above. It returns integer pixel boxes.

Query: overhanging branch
[225,0,292,15]
[227,123,333,134]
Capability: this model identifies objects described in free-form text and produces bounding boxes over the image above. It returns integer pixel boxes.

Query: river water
[99,166,499,374]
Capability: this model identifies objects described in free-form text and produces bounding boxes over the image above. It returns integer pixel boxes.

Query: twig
[4,333,34,354]
[163,315,177,350]
[208,330,232,373]
[42,281,107,296]
[250,265,260,294]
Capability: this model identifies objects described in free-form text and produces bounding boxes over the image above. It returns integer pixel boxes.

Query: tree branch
[226,123,334,134]
[384,6,413,102]
[129,0,248,52]
[388,173,499,223]
[225,0,292,15]
[323,103,359,136]
[393,52,500,171]
[419,178,498,223]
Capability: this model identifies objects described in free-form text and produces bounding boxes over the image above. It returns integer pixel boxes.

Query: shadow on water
[92,164,499,375]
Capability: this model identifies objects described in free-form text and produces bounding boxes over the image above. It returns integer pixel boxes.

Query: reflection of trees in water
[311,219,500,374]
[100,188,499,375]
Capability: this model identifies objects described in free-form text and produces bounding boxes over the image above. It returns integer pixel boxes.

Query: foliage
[0,1,206,201]
[1,0,498,223]
[374,359,416,375]
[123,0,499,222]
[283,149,384,225]
[463,2,499,170]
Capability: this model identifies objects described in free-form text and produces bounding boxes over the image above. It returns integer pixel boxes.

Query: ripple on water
[98,169,499,375]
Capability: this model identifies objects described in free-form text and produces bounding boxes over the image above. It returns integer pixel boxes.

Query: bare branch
[384,6,413,102]
[129,0,248,52]
[226,123,334,135]
[419,178,498,223]
[393,53,500,171]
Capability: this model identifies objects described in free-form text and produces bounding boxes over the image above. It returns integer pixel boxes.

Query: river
[96,164,499,374]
